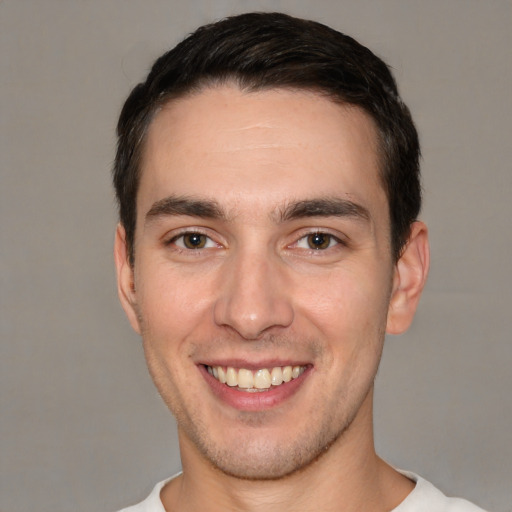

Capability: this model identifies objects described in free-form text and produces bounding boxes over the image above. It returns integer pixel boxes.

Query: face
[116,85,424,479]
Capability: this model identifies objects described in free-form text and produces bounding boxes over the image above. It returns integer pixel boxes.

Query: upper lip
[199,359,310,370]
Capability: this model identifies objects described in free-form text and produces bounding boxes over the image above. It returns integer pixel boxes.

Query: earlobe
[386,221,430,335]
[114,224,142,335]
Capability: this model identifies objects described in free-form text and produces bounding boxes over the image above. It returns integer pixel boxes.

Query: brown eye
[307,233,332,250]
[182,233,208,249]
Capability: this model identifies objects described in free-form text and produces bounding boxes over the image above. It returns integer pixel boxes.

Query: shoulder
[393,470,488,512]
[116,475,177,512]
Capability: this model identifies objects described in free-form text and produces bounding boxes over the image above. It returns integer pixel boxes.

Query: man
[113,12,485,512]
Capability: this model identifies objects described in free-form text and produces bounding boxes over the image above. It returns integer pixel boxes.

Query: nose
[213,248,294,340]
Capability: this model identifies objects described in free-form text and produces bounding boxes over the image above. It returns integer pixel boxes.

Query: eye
[296,232,339,250]
[172,232,217,250]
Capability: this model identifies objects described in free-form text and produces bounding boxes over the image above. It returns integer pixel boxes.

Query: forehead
[138,85,386,221]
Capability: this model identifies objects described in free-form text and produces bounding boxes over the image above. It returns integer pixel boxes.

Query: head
[113,12,421,266]
[113,12,429,481]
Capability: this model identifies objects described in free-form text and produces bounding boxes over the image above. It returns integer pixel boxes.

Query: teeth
[226,367,238,387]
[207,364,306,391]
[238,368,254,389]
[271,367,283,386]
[254,369,271,389]
[292,366,301,379]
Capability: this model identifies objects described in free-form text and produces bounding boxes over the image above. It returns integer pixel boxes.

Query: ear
[386,221,430,335]
[114,223,142,335]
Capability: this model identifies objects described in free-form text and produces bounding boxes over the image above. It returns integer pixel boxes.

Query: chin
[187,413,349,481]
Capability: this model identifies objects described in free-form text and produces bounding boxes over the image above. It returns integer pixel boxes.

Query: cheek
[293,265,391,376]
[134,262,215,345]
[296,266,391,333]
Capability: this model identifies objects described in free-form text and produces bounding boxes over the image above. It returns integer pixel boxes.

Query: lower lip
[200,365,310,411]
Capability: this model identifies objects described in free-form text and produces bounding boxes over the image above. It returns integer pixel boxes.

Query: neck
[161,391,414,512]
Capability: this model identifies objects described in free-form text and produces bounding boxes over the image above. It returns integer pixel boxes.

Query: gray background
[1,1,511,511]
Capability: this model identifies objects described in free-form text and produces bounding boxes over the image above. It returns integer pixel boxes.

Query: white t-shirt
[117,470,487,512]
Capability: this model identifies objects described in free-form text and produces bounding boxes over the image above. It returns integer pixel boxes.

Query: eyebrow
[277,197,370,223]
[145,195,370,225]
[145,195,225,224]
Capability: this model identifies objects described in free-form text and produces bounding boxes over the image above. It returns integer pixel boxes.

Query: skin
[115,85,429,512]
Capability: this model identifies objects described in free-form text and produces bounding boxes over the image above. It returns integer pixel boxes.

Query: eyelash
[291,231,346,253]
[165,230,219,251]
[163,230,347,254]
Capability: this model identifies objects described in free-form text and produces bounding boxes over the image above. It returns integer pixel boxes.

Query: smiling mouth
[205,365,306,392]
